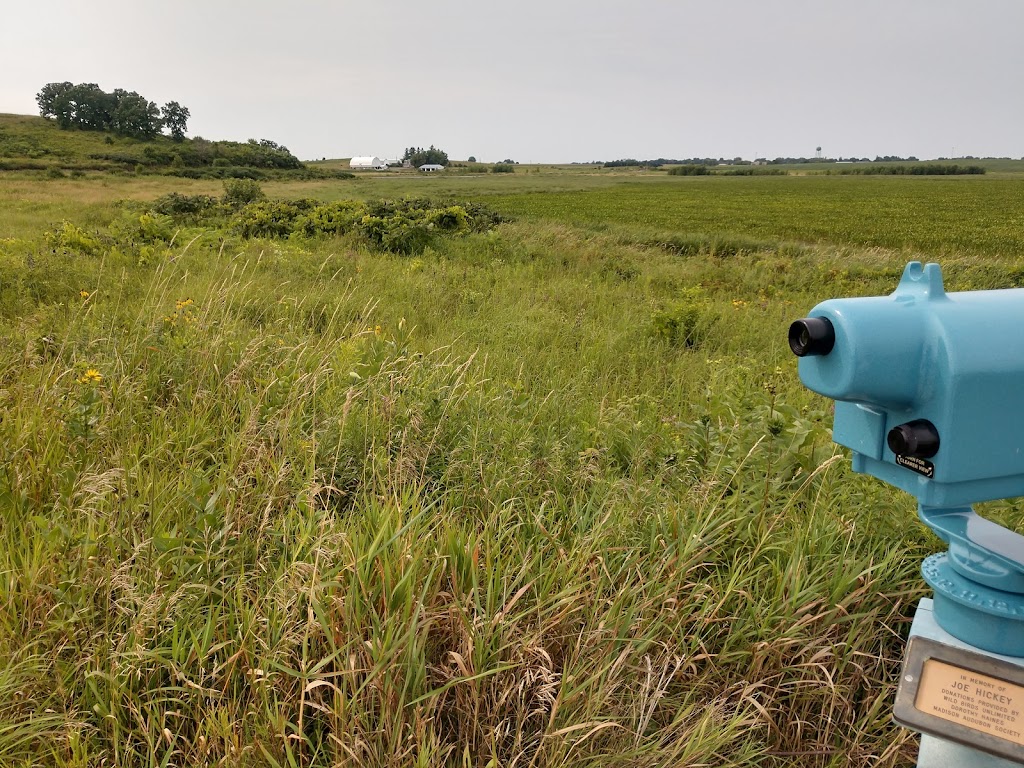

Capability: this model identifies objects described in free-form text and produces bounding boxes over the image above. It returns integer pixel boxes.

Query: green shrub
[359,213,433,254]
[650,289,714,348]
[88,152,139,165]
[294,166,356,180]
[492,163,515,174]
[382,217,434,254]
[717,168,787,176]
[294,201,366,237]
[44,220,103,255]
[151,192,219,218]
[667,164,710,176]
[231,200,305,238]
[46,167,66,179]
[222,178,266,207]
[112,213,175,244]
[427,205,470,232]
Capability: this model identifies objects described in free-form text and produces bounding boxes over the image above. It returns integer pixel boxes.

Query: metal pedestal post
[899,599,1024,767]
[918,735,1021,768]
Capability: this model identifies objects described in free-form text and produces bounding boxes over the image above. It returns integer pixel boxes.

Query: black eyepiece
[788,317,835,357]
[888,420,940,459]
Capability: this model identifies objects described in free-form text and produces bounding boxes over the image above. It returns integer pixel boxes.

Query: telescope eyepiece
[788,317,835,357]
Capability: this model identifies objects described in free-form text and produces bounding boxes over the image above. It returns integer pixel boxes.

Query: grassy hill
[0,113,349,180]
[0,113,159,171]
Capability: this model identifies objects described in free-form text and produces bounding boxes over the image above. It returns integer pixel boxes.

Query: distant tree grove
[403,145,449,167]
[36,82,190,141]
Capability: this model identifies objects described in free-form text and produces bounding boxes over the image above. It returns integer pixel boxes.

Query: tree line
[402,146,448,167]
[601,157,752,168]
[36,82,189,140]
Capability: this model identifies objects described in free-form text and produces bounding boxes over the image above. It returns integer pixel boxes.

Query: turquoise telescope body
[791,261,1024,657]
[795,261,1024,508]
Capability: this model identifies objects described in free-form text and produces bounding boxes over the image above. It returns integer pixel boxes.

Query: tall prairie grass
[3,175,1022,766]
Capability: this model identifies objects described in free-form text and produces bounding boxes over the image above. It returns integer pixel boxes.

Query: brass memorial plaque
[915,659,1024,746]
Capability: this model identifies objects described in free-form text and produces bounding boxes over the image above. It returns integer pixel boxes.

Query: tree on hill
[36,81,76,128]
[68,83,111,130]
[161,101,190,140]
[403,145,448,167]
[35,81,186,141]
[110,89,162,138]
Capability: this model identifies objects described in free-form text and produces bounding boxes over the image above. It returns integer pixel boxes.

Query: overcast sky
[2,1,1021,163]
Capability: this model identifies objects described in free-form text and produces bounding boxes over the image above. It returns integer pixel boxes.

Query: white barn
[349,156,386,170]
[418,164,445,172]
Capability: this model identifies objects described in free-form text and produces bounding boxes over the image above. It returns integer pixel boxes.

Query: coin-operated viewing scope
[792,262,1024,766]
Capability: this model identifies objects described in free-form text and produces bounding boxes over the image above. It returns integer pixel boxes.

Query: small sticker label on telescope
[896,455,934,478]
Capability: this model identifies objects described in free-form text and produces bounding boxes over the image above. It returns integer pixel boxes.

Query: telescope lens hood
[788,317,835,357]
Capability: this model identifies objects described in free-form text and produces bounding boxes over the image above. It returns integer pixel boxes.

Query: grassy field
[484,176,1024,258]
[2,167,1024,767]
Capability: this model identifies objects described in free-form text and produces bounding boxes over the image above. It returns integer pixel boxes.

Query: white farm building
[418,164,445,172]
[349,156,387,170]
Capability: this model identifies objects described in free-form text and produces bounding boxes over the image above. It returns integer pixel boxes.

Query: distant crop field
[485,176,1024,257]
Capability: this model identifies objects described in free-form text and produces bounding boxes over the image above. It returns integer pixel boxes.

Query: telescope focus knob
[888,420,940,459]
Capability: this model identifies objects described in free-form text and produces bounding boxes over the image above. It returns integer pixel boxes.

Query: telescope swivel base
[921,553,1024,658]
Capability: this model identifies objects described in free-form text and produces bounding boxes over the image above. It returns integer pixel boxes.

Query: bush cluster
[165,166,268,180]
[667,164,711,176]
[141,137,301,170]
[832,164,986,176]
[231,198,483,253]
[716,168,787,176]
[148,185,506,255]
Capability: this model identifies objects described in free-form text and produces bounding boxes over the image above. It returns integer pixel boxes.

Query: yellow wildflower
[78,369,103,384]
[374,325,382,337]
[79,290,90,299]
